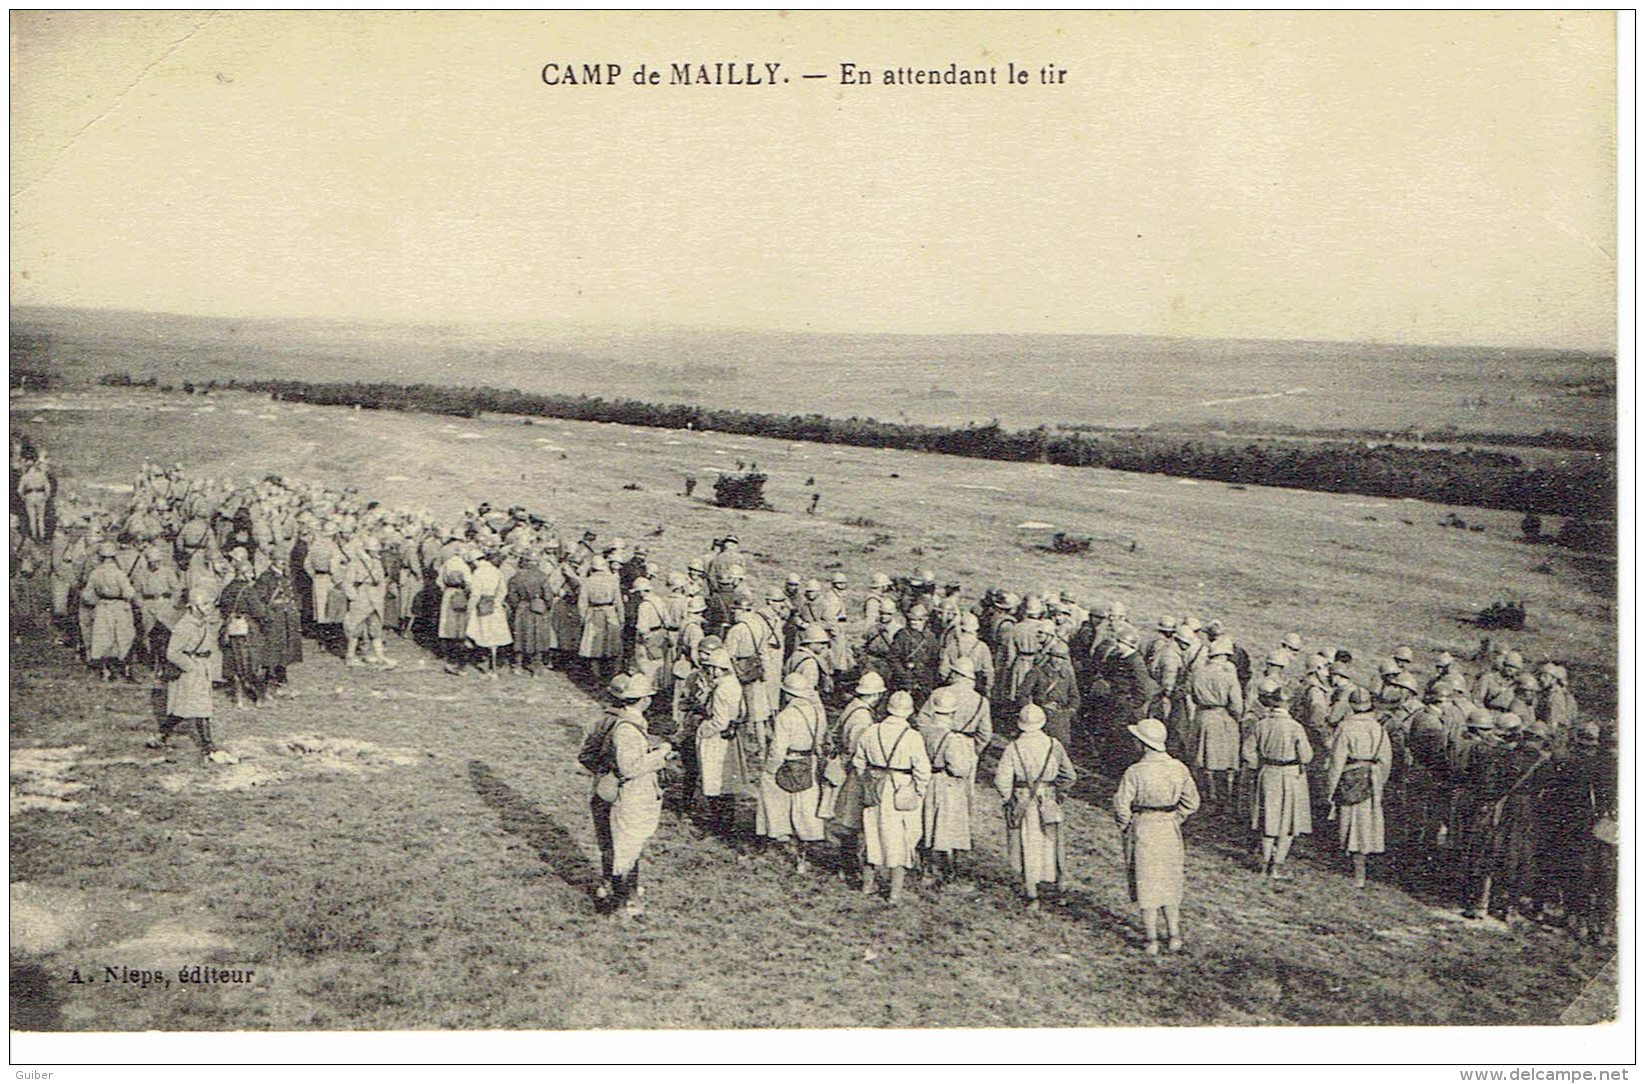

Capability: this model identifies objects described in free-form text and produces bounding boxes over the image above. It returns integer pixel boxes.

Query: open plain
[8,382,1616,1030]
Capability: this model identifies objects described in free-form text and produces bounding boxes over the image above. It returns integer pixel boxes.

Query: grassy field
[9,386,1617,1030]
[13,305,1616,439]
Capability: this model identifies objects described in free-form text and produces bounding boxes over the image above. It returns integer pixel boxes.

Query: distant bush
[1555,516,1614,553]
[9,368,56,390]
[98,371,157,388]
[1049,532,1092,555]
[1476,600,1527,630]
[713,471,769,510]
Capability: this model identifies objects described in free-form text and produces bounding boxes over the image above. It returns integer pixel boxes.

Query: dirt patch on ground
[158,733,430,794]
[11,746,93,814]
[11,882,178,956]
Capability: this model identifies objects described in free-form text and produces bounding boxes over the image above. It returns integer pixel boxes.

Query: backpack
[578,712,621,774]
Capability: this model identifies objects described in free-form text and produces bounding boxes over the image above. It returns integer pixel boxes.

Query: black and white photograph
[7,8,1628,1069]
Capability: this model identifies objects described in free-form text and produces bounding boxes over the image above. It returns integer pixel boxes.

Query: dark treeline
[10,331,60,389]
[1056,420,1614,454]
[194,377,1613,521]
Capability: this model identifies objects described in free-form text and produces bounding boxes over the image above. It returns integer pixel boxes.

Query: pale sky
[9,10,1618,349]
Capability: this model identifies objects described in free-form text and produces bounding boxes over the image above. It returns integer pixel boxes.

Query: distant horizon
[10,14,1615,356]
[9,301,1616,359]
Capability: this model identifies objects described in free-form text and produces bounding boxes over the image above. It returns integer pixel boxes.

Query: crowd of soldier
[9,459,1616,947]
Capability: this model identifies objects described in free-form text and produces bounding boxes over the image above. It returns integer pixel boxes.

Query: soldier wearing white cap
[994,704,1077,910]
[1113,718,1200,954]
[851,689,931,902]
[757,670,829,868]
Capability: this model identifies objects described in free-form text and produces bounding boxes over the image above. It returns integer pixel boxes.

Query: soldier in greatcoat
[154,596,229,763]
[996,704,1077,910]
[1016,636,1081,749]
[577,556,625,684]
[852,690,930,903]
[915,688,977,889]
[1324,687,1393,887]
[82,540,137,682]
[591,674,672,918]
[1113,718,1200,954]
[1187,640,1244,813]
[1242,680,1313,879]
[757,671,829,870]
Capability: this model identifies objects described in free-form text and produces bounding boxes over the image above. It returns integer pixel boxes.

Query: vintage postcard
[7,9,1626,1070]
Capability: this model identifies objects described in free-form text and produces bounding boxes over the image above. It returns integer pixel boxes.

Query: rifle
[1491,749,1552,827]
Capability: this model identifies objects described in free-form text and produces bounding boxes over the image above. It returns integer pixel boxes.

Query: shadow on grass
[10,961,64,1031]
[466,759,600,894]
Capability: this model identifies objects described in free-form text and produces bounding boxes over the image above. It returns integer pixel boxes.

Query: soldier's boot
[147,716,178,751]
[887,866,906,904]
[1464,875,1492,919]
[861,864,878,896]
